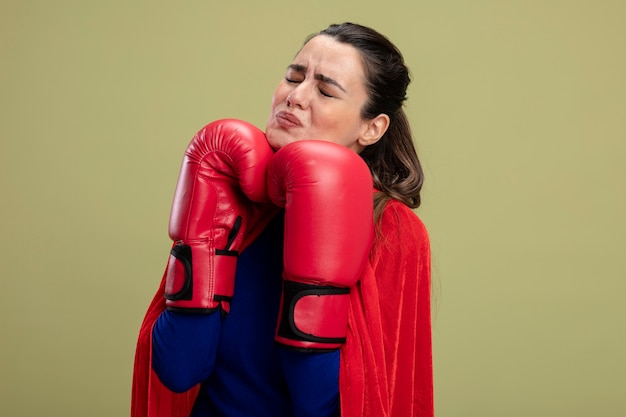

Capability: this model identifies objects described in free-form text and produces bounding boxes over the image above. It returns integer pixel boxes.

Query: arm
[267,140,374,416]
[152,119,274,391]
[280,349,340,417]
[151,310,220,393]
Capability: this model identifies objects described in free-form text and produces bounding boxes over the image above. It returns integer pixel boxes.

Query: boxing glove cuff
[276,280,351,351]
[164,216,243,314]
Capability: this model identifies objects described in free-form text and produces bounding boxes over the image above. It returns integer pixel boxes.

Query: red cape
[340,199,433,417]
[131,200,433,416]
[131,273,199,417]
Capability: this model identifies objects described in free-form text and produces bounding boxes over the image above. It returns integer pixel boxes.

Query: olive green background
[1,1,624,416]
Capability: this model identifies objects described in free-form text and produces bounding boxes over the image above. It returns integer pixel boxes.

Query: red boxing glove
[267,140,374,350]
[164,119,274,314]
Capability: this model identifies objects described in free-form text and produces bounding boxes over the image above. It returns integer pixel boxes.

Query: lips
[276,111,302,128]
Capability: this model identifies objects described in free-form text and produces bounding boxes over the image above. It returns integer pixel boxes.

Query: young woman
[132,22,433,417]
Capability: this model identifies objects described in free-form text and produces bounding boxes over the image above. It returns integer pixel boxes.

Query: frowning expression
[265,35,372,152]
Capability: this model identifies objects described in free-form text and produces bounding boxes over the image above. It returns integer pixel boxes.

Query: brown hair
[309,23,424,222]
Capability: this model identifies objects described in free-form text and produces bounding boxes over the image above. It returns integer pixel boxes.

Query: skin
[265,35,389,153]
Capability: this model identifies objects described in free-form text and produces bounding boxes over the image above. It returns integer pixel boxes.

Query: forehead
[292,35,365,84]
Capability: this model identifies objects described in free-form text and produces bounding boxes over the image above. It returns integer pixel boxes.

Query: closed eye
[319,88,334,98]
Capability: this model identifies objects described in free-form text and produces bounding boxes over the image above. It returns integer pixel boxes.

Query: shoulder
[370,199,430,268]
[369,200,431,293]
[378,199,429,245]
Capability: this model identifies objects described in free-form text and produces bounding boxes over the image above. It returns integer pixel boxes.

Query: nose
[286,82,311,109]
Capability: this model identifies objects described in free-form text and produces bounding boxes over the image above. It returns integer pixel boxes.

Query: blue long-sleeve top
[152,215,340,417]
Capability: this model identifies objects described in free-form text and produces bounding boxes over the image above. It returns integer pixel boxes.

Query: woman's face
[265,35,372,152]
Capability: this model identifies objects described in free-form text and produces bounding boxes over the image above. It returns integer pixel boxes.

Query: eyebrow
[287,64,346,92]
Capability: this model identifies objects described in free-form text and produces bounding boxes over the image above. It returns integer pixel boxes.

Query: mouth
[276,111,302,128]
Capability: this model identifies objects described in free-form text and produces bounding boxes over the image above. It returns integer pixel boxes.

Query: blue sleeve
[151,309,221,393]
[280,349,340,417]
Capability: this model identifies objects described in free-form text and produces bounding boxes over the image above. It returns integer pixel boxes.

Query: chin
[265,129,292,151]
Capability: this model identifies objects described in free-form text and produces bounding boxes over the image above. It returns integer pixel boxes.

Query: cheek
[266,85,284,129]
[270,83,288,109]
[268,93,278,114]
[312,107,361,139]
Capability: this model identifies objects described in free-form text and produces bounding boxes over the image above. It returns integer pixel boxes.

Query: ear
[358,114,390,147]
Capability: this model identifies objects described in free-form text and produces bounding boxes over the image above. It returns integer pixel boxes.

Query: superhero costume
[131,122,433,416]
[131,198,433,416]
